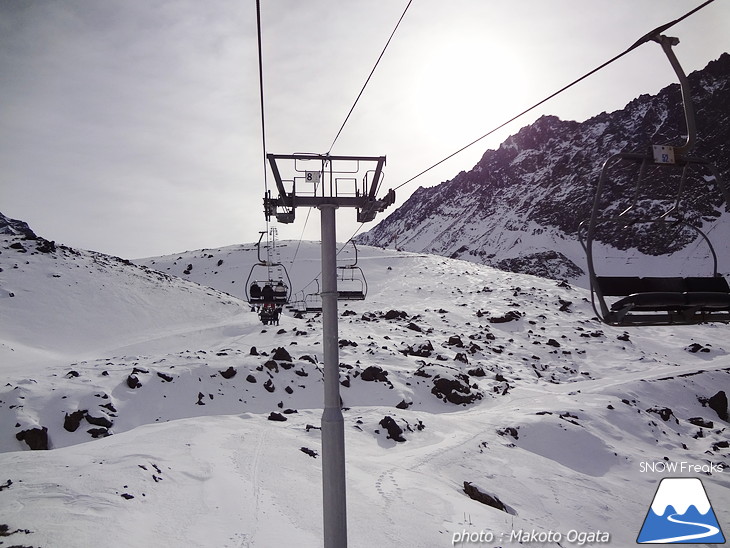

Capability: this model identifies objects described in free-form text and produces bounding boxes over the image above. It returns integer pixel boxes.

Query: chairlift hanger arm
[652,35,696,155]
[255,231,266,263]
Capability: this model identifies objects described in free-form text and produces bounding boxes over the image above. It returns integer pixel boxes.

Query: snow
[1,231,729,547]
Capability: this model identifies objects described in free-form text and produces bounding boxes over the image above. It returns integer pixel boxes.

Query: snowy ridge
[1,215,729,547]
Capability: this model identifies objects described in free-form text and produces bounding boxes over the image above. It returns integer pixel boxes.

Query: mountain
[1,213,729,547]
[356,53,730,285]
[0,212,243,364]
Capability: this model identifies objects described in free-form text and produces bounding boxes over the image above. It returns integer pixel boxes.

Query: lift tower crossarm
[263,153,391,224]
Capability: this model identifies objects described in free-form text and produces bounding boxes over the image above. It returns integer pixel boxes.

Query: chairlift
[579,35,730,326]
[245,231,292,324]
[286,291,308,314]
[302,279,323,313]
[337,241,367,301]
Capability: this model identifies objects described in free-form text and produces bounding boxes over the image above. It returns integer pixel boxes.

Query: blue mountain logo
[637,477,726,544]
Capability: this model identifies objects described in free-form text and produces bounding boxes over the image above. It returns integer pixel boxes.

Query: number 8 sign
[305,171,321,184]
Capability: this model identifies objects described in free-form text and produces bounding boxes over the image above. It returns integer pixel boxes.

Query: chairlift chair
[579,35,730,326]
[337,241,367,301]
[304,279,324,313]
[244,231,292,323]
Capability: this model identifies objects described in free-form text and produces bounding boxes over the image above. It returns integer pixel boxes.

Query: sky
[1,0,729,259]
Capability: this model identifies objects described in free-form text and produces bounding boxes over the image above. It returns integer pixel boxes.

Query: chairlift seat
[611,292,686,311]
[337,290,366,301]
[596,275,730,314]
[684,276,730,292]
[594,276,642,296]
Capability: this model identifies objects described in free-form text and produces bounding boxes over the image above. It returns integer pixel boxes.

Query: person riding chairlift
[250,282,262,300]
[261,283,274,303]
[273,280,287,302]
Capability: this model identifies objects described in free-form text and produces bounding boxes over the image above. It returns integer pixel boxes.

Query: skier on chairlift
[274,280,287,302]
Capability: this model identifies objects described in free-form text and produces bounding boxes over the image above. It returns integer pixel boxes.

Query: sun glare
[407,34,532,150]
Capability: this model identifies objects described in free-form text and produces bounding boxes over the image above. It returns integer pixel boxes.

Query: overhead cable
[327,0,413,154]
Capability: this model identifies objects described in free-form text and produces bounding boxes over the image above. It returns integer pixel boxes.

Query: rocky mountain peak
[357,54,730,284]
[0,212,37,240]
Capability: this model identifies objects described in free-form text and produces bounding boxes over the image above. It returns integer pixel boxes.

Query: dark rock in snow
[272,347,293,362]
[431,374,482,405]
[402,341,434,357]
[379,416,406,442]
[64,410,87,432]
[36,238,56,253]
[688,417,714,428]
[497,427,519,440]
[463,482,508,513]
[126,375,142,389]
[264,379,275,393]
[361,366,389,383]
[16,427,49,450]
[157,372,174,382]
[686,343,711,353]
[268,412,287,422]
[384,310,408,320]
[708,391,728,421]
[219,366,237,379]
[101,402,117,413]
[85,413,113,428]
[647,407,675,422]
[489,311,522,323]
[300,447,318,458]
[88,428,110,438]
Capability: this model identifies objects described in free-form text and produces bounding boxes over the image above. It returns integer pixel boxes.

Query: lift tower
[264,153,395,548]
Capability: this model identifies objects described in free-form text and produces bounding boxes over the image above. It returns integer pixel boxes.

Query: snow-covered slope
[1,217,728,548]
[0,223,244,370]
